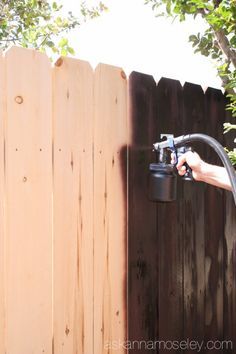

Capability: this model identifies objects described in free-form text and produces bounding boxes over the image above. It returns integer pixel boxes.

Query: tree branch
[214,29,236,69]
[220,74,236,95]
[197,4,236,69]
[196,8,208,16]
[213,0,222,8]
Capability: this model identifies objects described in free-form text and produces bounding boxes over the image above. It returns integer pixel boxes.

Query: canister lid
[149,163,175,174]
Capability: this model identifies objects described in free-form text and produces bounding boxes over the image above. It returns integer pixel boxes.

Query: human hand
[171,151,205,181]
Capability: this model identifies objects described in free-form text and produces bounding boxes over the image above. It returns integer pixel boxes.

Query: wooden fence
[0,46,235,353]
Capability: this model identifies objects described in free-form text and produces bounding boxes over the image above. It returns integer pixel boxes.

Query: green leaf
[189,34,198,42]
[58,37,68,48]
[46,40,55,48]
[52,2,58,10]
[166,1,171,15]
[60,48,68,56]
[67,46,75,55]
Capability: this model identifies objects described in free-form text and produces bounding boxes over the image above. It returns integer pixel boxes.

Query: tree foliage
[0,0,107,56]
[145,0,236,164]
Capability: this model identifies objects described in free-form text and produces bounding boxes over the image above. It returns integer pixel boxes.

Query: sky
[60,0,222,90]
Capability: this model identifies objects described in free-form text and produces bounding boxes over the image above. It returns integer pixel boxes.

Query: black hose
[174,133,236,206]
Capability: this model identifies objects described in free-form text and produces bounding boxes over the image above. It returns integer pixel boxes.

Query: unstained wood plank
[53,57,94,353]
[4,46,53,353]
[94,63,127,354]
[0,50,5,354]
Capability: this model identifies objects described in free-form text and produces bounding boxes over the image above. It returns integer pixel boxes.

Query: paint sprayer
[148,133,236,206]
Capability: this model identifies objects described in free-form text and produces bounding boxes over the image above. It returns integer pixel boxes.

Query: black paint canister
[148,163,177,202]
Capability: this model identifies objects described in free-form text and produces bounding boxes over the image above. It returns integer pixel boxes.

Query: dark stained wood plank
[223,102,236,353]
[223,191,236,354]
[156,77,184,354]
[204,87,225,354]
[128,75,235,354]
[128,71,158,353]
[182,82,205,353]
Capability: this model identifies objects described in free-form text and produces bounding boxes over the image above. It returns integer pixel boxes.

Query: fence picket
[128,72,158,353]
[182,82,205,351]
[0,50,5,354]
[204,88,225,353]
[53,57,94,353]
[4,46,53,353]
[223,104,236,352]
[156,78,184,353]
[94,63,127,354]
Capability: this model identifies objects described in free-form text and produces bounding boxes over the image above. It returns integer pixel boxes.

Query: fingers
[177,151,200,167]
[170,152,177,164]
[176,154,188,169]
[170,150,203,180]
[171,151,201,168]
[170,152,188,176]
[178,165,187,176]
[170,152,188,168]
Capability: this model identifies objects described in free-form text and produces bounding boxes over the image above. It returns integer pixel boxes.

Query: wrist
[194,161,209,182]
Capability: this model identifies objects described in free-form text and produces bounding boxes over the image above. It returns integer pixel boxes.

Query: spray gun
[149,134,193,202]
[149,133,236,205]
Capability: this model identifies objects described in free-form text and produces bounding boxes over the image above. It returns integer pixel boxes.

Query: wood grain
[157,78,184,353]
[53,57,94,353]
[182,82,205,351]
[204,87,225,353]
[128,72,158,353]
[94,63,127,354]
[0,50,6,354]
[223,103,236,353]
[4,46,53,353]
